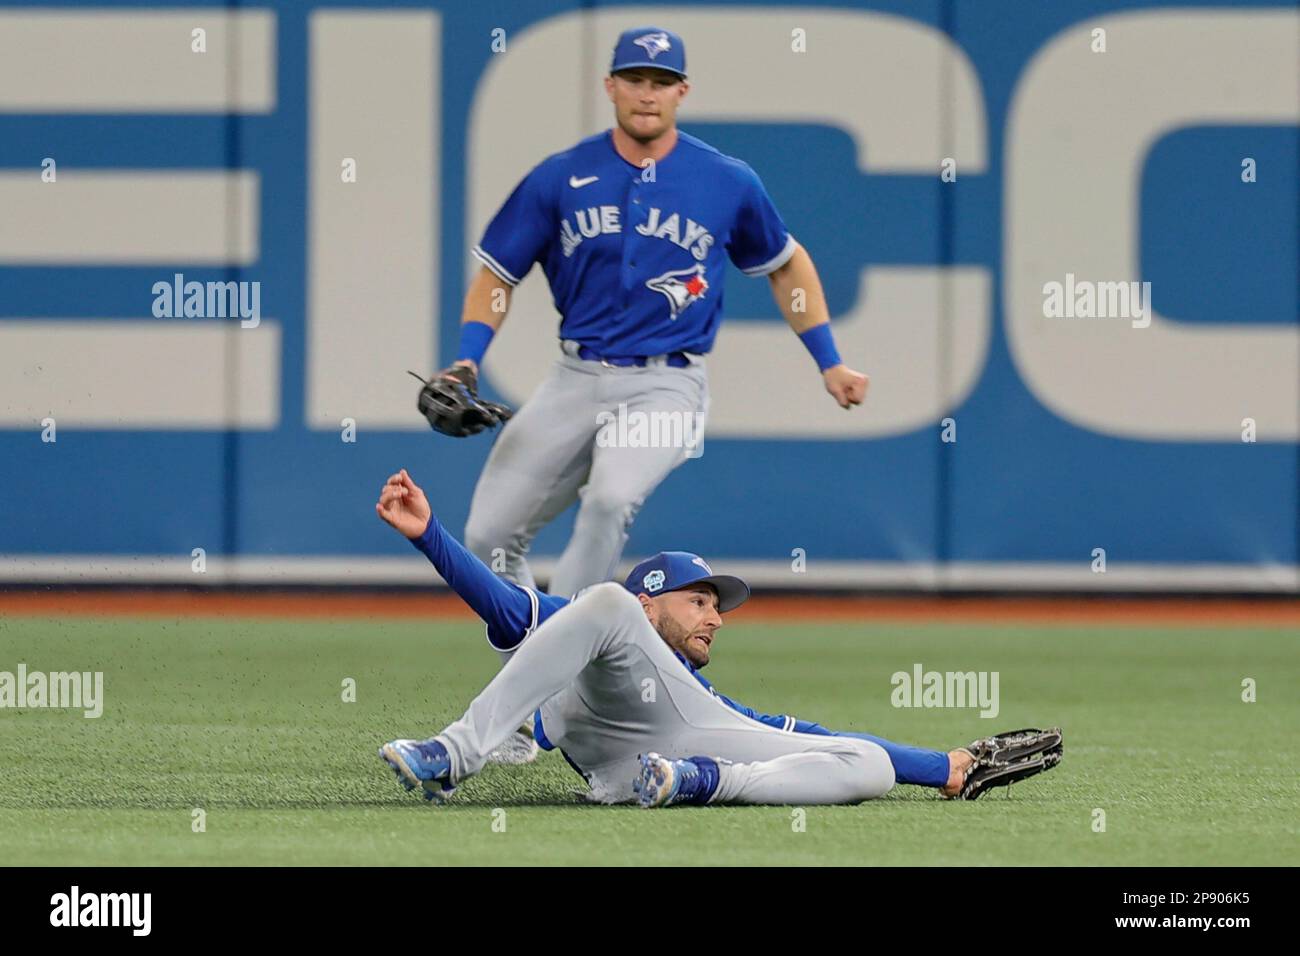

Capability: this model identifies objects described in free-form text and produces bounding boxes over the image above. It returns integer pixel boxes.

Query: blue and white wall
[1,1,1296,590]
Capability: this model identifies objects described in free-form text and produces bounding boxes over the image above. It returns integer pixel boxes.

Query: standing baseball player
[444,25,865,601]
[376,469,1064,806]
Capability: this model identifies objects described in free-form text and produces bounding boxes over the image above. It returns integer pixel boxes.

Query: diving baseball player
[446,25,866,603]
[376,469,1064,806]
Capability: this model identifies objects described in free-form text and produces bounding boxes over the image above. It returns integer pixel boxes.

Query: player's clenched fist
[375,469,433,540]
[823,364,869,410]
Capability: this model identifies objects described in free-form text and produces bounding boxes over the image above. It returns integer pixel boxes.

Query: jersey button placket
[623,178,643,309]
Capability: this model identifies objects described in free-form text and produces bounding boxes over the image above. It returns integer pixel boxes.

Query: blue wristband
[456,320,496,365]
[797,323,842,372]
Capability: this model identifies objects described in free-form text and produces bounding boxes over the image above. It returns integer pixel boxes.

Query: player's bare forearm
[767,242,868,408]
[454,266,514,372]
[767,242,830,334]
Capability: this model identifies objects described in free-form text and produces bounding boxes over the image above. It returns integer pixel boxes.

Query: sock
[683,755,722,804]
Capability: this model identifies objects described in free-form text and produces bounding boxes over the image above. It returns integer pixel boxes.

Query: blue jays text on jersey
[409,514,951,788]
[472,130,797,357]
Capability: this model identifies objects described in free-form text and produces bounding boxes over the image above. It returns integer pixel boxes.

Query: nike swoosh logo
[569,175,599,188]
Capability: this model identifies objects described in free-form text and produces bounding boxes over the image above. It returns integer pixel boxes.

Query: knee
[577,581,643,618]
[576,482,642,528]
[464,508,524,563]
[846,739,896,800]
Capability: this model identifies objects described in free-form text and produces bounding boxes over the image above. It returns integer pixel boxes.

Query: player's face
[605,68,689,144]
[645,584,722,668]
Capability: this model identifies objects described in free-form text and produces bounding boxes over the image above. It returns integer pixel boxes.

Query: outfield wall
[1,1,1296,590]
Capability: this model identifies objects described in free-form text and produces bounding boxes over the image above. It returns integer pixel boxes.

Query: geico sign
[2,7,1296,440]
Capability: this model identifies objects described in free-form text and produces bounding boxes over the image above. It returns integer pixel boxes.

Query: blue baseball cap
[624,551,749,612]
[610,27,687,79]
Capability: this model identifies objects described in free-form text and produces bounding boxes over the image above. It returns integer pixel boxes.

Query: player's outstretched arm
[375,469,539,638]
[710,683,954,789]
[767,243,869,409]
[452,266,514,377]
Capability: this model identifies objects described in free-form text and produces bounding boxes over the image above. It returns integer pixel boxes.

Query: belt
[576,345,691,368]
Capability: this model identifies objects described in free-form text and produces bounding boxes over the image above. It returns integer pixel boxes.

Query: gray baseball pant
[436,583,896,805]
[464,346,708,598]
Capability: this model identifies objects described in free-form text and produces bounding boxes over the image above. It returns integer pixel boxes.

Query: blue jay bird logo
[646,264,709,319]
[633,32,672,60]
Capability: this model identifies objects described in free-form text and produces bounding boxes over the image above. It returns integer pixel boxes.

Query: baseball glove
[409,366,513,438]
[954,727,1063,799]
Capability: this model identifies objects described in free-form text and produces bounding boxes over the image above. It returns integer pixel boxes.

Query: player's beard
[655,612,710,668]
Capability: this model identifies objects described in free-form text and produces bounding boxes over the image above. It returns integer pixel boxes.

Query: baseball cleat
[487,721,540,766]
[633,753,720,808]
[956,727,1063,800]
[379,737,455,803]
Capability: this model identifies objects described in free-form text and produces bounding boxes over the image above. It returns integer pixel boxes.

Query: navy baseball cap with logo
[624,551,749,612]
[610,26,687,78]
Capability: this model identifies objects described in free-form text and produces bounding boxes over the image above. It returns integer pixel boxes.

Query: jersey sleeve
[717,697,848,738]
[701,677,951,787]
[712,688,808,733]
[410,515,538,650]
[725,164,797,277]
[472,164,553,287]
[485,587,569,654]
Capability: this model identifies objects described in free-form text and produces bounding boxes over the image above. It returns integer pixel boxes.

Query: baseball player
[445,25,866,603]
[376,469,1064,806]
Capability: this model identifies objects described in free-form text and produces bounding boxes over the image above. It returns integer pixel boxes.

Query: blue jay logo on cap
[692,556,712,573]
[634,32,672,60]
[643,569,666,592]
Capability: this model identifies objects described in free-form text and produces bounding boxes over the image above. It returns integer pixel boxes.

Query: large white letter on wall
[0,9,278,429]
[1005,10,1299,441]
[307,11,440,429]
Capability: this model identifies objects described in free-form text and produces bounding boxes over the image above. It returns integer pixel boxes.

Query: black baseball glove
[954,727,1063,799]
[410,366,513,437]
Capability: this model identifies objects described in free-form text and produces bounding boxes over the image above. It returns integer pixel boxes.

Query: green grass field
[1,613,1296,865]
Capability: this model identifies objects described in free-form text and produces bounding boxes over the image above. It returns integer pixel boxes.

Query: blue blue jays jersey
[472,130,796,357]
